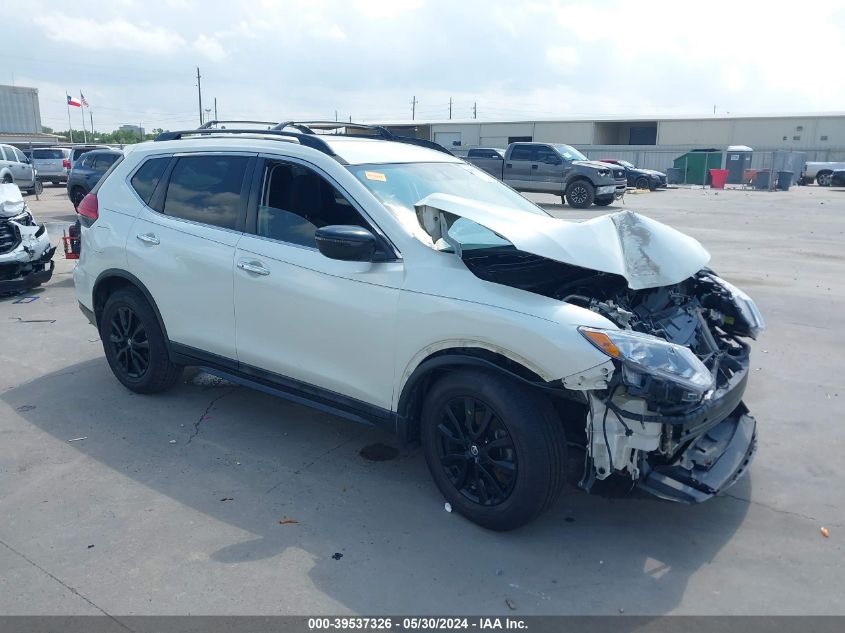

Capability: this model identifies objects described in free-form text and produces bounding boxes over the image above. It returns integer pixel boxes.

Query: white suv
[74,122,764,530]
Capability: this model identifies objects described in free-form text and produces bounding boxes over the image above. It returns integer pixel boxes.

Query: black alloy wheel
[436,396,517,506]
[108,306,150,379]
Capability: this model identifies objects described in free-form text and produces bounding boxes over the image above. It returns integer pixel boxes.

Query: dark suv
[67,149,123,208]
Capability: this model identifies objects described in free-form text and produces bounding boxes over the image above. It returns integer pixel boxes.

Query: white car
[73,122,764,530]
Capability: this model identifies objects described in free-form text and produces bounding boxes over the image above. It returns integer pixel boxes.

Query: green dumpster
[672,150,724,185]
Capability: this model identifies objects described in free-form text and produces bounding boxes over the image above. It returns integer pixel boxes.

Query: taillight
[77,193,99,226]
[63,158,71,170]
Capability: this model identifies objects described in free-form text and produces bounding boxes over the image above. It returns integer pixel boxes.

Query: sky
[7,0,845,133]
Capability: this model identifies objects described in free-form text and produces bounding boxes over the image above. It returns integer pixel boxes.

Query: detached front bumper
[0,249,55,293]
[639,404,757,503]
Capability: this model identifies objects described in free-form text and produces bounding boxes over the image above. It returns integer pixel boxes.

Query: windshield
[553,144,587,161]
[349,161,547,251]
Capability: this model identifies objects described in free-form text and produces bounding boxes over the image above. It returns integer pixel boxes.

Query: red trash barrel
[709,169,729,189]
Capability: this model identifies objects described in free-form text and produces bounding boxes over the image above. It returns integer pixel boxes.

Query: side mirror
[315,225,377,262]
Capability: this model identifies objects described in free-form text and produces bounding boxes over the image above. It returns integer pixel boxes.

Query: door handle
[136,233,160,245]
[505,163,512,168]
[531,164,539,169]
[238,260,270,276]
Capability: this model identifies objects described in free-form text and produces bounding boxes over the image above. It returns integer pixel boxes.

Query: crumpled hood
[414,193,710,290]
[0,183,25,218]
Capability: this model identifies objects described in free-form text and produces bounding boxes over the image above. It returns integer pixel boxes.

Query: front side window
[93,154,118,171]
[535,146,560,163]
[256,160,373,248]
[13,148,27,162]
[130,157,169,204]
[509,145,534,161]
[162,155,248,230]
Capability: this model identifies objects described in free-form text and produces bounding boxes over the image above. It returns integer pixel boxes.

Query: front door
[234,157,402,411]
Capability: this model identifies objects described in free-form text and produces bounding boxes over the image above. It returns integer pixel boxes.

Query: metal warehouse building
[379,113,845,173]
[0,84,61,146]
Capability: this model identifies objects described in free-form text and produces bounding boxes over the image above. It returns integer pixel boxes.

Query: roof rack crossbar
[272,120,453,155]
[154,128,337,156]
[198,120,281,130]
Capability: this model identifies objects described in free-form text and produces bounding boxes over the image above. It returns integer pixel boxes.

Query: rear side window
[33,149,65,160]
[130,157,169,205]
[93,154,119,171]
[162,155,248,230]
[2,146,17,162]
[509,145,534,161]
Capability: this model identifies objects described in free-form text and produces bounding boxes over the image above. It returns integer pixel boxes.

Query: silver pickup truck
[466,143,627,208]
[802,161,845,186]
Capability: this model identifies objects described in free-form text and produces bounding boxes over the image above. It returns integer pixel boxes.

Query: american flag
[80,92,89,107]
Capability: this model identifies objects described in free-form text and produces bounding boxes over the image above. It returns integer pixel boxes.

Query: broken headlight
[706,274,766,339]
[579,327,715,400]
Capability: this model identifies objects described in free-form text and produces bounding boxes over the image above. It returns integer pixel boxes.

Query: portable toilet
[672,149,724,185]
[725,145,753,184]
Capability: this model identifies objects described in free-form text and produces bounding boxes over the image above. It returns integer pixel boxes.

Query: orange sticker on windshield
[364,171,387,182]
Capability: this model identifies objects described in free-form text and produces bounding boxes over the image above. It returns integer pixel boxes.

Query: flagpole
[65,91,74,143]
[80,91,87,143]
[90,111,94,140]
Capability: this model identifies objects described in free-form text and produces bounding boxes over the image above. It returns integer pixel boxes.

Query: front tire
[421,369,566,530]
[816,171,833,187]
[99,288,182,394]
[565,180,595,209]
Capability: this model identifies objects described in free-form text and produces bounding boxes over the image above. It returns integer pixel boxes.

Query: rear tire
[565,180,595,209]
[421,369,567,530]
[635,176,650,190]
[99,288,182,394]
[816,171,832,187]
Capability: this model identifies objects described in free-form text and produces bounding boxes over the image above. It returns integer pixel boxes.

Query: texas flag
[67,95,82,107]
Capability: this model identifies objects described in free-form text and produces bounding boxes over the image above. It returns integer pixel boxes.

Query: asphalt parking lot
[1,183,843,616]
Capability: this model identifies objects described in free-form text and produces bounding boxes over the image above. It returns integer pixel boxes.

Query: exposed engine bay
[461,248,762,503]
[0,184,56,294]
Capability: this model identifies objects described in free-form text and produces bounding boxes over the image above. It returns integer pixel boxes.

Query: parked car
[598,158,667,190]
[74,121,763,530]
[69,144,111,166]
[67,148,124,208]
[31,147,71,185]
[0,183,55,293]
[466,148,506,160]
[0,144,42,195]
[831,169,845,187]
[801,161,845,186]
[465,142,626,208]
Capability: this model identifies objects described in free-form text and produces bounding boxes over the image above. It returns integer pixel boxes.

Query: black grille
[0,220,21,254]
[614,169,625,178]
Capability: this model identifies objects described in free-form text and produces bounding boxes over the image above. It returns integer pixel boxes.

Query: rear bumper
[638,404,757,503]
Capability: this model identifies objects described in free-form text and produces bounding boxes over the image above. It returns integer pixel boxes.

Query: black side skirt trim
[169,342,396,434]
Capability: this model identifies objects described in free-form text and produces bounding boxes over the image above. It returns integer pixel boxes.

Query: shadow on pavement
[2,358,749,615]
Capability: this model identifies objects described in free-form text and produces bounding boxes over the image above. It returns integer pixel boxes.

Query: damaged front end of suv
[1,184,56,295]
[415,194,763,504]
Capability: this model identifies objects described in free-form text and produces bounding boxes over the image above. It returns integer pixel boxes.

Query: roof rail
[198,120,280,130]
[153,128,338,157]
[274,120,454,155]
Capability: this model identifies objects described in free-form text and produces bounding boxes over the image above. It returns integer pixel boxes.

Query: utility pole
[411,95,417,120]
[473,102,477,119]
[335,110,338,122]
[90,110,94,139]
[214,97,218,120]
[449,97,452,120]
[196,67,203,126]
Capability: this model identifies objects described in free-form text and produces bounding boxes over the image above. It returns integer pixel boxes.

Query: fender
[92,268,172,355]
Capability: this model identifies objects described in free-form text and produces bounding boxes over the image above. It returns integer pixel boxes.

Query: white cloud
[546,46,580,69]
[34,13,185,54]
[193,34,227,61]
[351,0,425,19]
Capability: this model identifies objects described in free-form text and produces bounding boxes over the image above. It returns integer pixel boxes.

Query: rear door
[125,152,255,362]
[504,144,536,190]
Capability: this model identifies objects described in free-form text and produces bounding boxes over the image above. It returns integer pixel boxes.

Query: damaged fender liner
[638,404,757,504]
